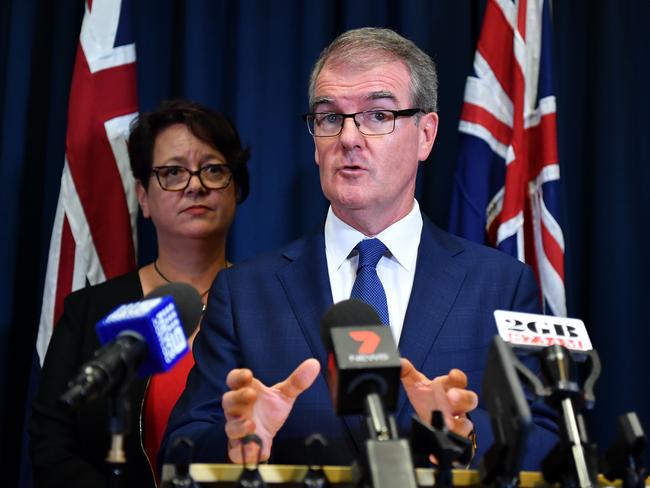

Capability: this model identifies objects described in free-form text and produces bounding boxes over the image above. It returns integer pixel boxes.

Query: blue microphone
[60,282,202,407]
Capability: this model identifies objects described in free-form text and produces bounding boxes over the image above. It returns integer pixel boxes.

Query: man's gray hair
[308,27,438,113]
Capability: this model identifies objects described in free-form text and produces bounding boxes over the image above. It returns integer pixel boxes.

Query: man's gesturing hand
[223,358,321,463]
[400,358,478,438]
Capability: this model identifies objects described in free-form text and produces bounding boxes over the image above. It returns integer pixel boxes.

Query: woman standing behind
[30,99,250,488]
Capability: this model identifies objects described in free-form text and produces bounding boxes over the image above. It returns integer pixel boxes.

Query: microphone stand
[602,412,647,488]
[479,337,547,488]
[106,393,130,488]
[166,437,200,488]
[355,392,417,488]
[410,411,472,488]
[103,364,139,488]
[539,346,601,488]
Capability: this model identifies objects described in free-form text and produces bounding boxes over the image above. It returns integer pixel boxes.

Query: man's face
[312,59,438,232]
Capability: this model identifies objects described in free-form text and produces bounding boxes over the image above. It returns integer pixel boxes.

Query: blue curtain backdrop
[1,1,648,483]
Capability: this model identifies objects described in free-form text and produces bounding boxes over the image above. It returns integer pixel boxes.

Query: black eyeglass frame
[302,108,424,137]
[150,164,234,192]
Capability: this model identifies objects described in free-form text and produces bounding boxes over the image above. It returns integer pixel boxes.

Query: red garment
[142,351,195,483]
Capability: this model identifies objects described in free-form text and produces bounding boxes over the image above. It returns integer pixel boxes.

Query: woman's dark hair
[128,99,250,203]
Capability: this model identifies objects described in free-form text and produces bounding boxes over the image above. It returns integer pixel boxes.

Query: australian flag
[449,0,566,317]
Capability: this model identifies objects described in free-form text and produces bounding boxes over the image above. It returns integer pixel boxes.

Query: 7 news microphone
[60,282,203,407]
[320,299,401,419]
[320,299,418,488]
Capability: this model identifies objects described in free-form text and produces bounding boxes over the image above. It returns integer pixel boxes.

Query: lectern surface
[161,463,639,487]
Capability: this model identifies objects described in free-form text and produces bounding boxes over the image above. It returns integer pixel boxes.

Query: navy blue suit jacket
[162,216,558,469]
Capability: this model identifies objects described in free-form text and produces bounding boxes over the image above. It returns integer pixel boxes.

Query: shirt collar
[324,199,423,272]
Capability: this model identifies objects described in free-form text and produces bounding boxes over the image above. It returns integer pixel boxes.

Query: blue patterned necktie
[350,238,389,325]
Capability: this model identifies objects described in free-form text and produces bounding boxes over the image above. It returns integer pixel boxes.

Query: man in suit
[162,27,557,469]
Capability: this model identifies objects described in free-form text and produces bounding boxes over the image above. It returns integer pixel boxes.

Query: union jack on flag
[449,0,566,317]
[36,0,139,362]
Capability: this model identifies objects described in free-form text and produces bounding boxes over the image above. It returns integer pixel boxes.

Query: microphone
[492,310,601,487]
[147,282,203,338]
[492,309,600,408]
[479,336,545,486]
[320,299,401,416]
[321,300,417,488]
[61,282,203,407]
[493,310,593,354]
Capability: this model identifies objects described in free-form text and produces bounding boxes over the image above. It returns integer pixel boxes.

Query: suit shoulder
[456,233,526,266]
[227,232,321,274]
[424,219,529,273]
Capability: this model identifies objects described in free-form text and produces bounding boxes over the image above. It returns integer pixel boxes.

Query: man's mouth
[338,164,366,174]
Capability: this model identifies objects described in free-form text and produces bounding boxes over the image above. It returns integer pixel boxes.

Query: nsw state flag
[449,0,566,317]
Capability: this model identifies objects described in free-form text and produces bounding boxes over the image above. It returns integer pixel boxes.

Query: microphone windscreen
[146,282,203,336]
[320,299,381,352]
[95,282,202,377]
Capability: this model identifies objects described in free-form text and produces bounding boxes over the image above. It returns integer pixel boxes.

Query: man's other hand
[223,358,320,463]
[400,358,478,438]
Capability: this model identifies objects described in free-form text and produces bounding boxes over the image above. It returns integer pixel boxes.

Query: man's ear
[417,112,439,162]
[136,180,150,218]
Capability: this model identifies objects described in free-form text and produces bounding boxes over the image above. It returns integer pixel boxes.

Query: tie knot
[355,238,387,269]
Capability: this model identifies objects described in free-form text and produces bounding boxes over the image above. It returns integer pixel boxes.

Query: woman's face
[136,123,238,243]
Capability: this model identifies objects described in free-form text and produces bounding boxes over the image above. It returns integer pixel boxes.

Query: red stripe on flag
[500,155,526,223]
[541,222,565,281]
[517,0,528,39]
[522,196,543,304]
[53,216,76,326]
[525,113,559,175]
[506,113,558,185]
[66,46,138,278]
[486,205,502,247]
[460,102,513,148]
[478,0,516,100]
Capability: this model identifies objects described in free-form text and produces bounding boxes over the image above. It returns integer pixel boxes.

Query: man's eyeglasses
[302,108,423,137]
[151,164,233,191]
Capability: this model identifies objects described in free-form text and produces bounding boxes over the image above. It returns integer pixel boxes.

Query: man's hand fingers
[449,415,474,438]
[445,387,478,437]
[275,358,320,399]
[228,437,268,464]
[224,417,256,440]
[226,368,254,390]
[442,368,468,390]
[223,387,257,419]
[400,357,428,388]
[447,387,478,416]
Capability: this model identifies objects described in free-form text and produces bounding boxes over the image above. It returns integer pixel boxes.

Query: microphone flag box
[96,295,189,376]
[328,325,401,415]
[494,310,593,352]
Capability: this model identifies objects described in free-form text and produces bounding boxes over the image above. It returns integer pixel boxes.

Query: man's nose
[338,116,363,148]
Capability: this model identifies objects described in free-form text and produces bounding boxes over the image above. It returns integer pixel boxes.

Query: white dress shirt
[324,199,423,344]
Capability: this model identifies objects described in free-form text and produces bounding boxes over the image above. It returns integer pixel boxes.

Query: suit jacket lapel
[276,230,364,453]
[276,231,332,366]
[396,217,468,418]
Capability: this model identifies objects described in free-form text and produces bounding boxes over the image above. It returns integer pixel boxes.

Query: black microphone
[320,299,401,417]
[61,282,203,407]
[147,282,203,337]
[321,300,417,488]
